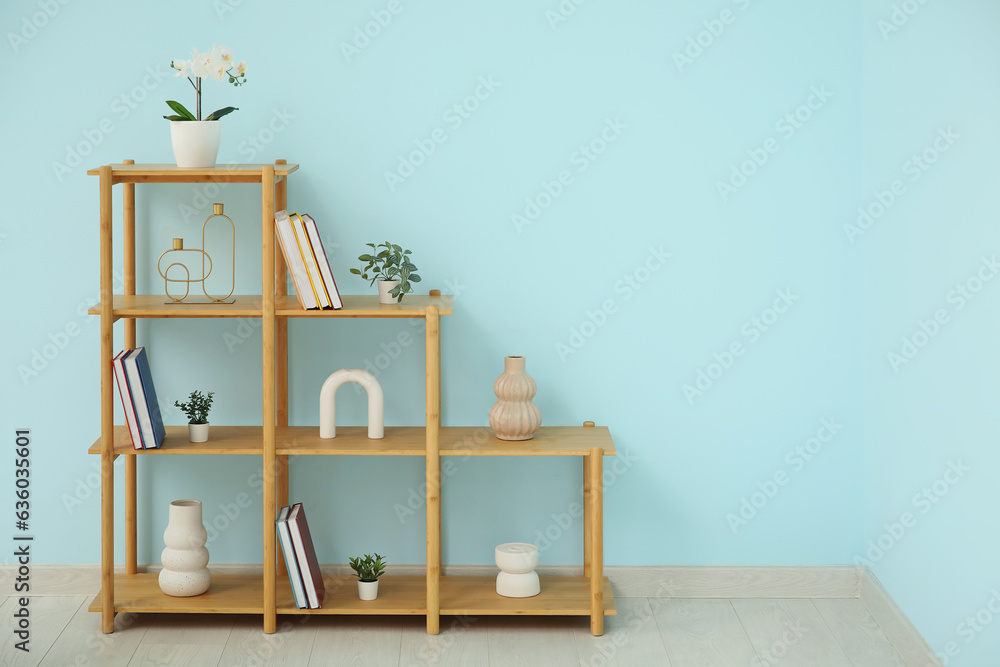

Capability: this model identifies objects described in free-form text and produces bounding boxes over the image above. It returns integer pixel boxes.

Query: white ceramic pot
[170,120,221,168]
[496,570,540,598]
[495,543,539,574]
[158,500,211,597]
[358,579,379,600]
[489,356,542,441]
[188,422,209,443]
[377,279,401,305]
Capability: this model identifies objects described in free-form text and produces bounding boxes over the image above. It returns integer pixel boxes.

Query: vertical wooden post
[425,304,441,635]
[99,165,116,633]
[122,160,138,577]
[582,421,596,578]
[588,445,604,636]
[261,165,277,634]
[274,160,289,574]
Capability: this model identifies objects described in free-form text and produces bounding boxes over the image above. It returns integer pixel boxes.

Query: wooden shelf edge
[89,425,617,457]
[86,574,615,617]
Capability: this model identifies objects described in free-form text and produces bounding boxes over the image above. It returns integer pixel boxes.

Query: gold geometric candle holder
[157,203,236,304]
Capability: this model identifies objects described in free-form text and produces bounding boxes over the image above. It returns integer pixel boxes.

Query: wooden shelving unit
[86,160,617,636]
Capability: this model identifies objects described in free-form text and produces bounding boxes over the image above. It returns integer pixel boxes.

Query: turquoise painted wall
[862,1,1000,665]
[2,1,992,662]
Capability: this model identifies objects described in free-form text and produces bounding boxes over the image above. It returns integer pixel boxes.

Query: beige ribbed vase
[489,356,542,441]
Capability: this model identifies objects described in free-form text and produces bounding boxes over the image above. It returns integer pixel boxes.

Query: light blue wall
[862,1,1000,665]
[1,0,991,661]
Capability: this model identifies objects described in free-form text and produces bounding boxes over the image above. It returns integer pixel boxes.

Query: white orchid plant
[166,45,246,122]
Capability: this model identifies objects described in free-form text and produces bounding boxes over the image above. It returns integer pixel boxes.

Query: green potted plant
[175,390,215,443]
[165,44,246,168]
[350,242,421,304]
[349,553,386,600]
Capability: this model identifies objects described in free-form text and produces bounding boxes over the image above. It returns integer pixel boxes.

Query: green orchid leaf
[166,100,196,120]
[205,106,239,120]
[162,115,188,121]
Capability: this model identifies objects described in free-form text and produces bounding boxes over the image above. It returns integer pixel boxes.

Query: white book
[123,349,152,449]
[276,506,308,609]
[302,214,343,309]
[274,210,318,310]
[290,213,331,309]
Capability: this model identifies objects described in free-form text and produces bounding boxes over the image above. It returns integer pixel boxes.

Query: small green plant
[349,553,387,582]
[174,390,215,425]
[350,242,420,302]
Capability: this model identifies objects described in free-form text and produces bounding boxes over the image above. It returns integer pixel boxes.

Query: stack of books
[274,211,343,310]
[276,503,325,609]
[112,347,165,450]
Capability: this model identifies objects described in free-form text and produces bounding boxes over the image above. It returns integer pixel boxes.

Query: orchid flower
[164,45,246,121]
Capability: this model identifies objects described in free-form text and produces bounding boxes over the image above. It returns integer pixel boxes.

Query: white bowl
[497,570,540,598]
[495,543,539,574]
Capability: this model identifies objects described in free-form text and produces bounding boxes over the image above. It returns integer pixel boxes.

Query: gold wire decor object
[157,203,236,304]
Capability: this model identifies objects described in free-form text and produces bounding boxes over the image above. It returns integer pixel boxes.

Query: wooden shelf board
[87,163,298,183]
[440,576,616,616]
[87,294,454,319]
[88,574,263,614]
[89,426,616,457]
[88,426,264,455]
[276,294,454,317]
[88,574,615,617]
[87,295,263,318]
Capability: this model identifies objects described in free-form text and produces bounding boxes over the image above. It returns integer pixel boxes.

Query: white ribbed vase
[158,500,211,597]
[488,356,542,441]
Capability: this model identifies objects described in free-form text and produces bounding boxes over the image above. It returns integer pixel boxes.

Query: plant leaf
[166,100,196,120]
[205,106,239,120]
[409,274,421,282]
[350,268,362,275]
[162,115,189,121]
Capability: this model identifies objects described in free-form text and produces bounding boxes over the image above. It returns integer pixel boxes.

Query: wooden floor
[0,595,908,666]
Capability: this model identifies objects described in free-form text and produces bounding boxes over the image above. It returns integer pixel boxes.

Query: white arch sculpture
[319,369,385,439]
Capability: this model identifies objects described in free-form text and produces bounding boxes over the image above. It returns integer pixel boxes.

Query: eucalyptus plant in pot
[351,242,420,304]
[349,553,386,600]
[175,390,215,443]
[165,45,246,168]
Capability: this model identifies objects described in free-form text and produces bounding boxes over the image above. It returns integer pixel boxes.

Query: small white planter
[377,280,401,305]
[188,423,209,443]
[358,579,379,600]
[170,120,221,168]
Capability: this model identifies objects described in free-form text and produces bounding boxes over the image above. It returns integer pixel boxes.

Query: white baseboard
[859,569,942,667]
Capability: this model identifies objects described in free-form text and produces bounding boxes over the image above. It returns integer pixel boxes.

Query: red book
[112,349,143,450]
[287,503,325,608]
